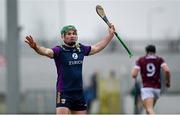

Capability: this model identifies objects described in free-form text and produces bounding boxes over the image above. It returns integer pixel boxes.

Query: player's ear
[61,35,64,39]
[60,35,64,42]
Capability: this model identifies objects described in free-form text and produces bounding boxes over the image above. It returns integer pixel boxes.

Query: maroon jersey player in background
[131,44,171,115]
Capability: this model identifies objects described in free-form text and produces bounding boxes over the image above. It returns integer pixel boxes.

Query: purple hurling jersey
[134,55,165,89]
[52,43,91,92]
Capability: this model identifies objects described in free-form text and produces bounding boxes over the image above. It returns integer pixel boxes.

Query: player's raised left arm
[89,24,115,55]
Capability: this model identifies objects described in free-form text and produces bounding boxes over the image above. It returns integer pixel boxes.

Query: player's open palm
[25,35,37,49]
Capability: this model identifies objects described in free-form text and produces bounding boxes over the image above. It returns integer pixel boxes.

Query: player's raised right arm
[25,35,54,58]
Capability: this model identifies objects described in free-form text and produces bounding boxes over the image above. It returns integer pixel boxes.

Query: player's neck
[147,53,155,56]
[64,43,76,48]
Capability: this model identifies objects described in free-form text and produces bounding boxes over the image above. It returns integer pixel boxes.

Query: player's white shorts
[141,87,161,100]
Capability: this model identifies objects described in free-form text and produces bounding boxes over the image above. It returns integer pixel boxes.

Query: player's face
[62,30,77,46]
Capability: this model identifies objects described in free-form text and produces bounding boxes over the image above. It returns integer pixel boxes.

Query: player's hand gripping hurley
[96,5,133,57]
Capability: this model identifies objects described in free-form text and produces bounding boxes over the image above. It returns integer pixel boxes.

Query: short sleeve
[159,57,165,67]
[80,44,91,56]
[51,46,61,58]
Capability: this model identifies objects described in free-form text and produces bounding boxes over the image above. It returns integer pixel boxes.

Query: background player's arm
[161,63,171,88]
[89,24,115,55]
[25,35,54,58]
[131,68,139,79]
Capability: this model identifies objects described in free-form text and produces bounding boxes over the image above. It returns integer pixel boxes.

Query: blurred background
[0,0,180,114]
